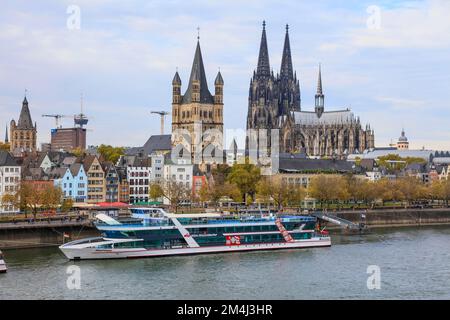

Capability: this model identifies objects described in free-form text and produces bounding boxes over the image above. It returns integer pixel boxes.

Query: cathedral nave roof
[292,109,355,126]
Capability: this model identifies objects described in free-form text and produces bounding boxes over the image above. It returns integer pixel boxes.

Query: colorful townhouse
[52,163,87,203]
[83,155,106,204]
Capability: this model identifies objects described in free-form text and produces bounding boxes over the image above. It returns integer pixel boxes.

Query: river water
[1,226,450,300]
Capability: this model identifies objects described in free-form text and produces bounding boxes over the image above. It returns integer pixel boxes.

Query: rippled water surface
[1,226,450,299]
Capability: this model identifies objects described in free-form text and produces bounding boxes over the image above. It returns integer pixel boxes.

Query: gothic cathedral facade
[247,22,375,158]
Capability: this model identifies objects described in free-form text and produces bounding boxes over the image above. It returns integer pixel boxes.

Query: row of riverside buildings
[0,137,208,214]
[2,22,450,214]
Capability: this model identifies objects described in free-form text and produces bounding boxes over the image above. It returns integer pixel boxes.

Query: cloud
[1,0,449,151]
[349,0,450,49]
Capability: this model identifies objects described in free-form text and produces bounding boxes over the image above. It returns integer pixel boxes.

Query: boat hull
[0,261,7,273]
[60,237,331,260]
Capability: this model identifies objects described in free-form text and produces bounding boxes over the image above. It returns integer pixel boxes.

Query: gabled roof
[142,134,172,155]
[69,163,84,176]
[0,151,19,166]
[82,155,98,171]
[48,167,69,179]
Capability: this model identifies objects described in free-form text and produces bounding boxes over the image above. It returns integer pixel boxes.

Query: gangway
[170,217,200,248]
[275,218,295,242]
[312,212,366,231]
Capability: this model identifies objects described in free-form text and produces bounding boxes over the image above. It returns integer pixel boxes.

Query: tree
[345,176,377,208]
[308,175,349,209]
[227,163,261,202]
[98,144,125,164]
[1,182,63,218]
[430,179,450,207]
[377,154,426,174]
[61,198,74,212]
[149,179,190,213]
[256,176,305,210]
[0,142,10,151]
[396,177,426,207]
[197,181,242,209]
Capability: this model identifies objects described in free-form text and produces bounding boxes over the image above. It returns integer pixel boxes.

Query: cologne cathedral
[246,22,375,157]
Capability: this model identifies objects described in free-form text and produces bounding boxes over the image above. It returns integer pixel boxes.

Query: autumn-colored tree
[149,180,190,213]
[256,176,305,210]
[308,175,349,209]
[1,183,63,218]
[345,175,377,207]
[429,179,450,207]
[0,142,10,151]
[197,181,241,209]
[98,144,125,164]
[61,198,74,212]
[395,176,427,207]
[71,147,85,158]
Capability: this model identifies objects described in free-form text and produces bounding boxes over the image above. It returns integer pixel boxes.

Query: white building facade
[127,165,151,204]
[0,152,21,214]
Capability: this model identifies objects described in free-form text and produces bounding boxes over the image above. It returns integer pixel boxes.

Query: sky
[0,0,449,150]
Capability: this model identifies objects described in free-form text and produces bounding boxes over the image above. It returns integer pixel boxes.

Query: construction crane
[42,114,72,129]
[150,111,169,135]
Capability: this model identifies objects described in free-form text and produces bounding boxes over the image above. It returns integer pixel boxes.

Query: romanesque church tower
[171,38,224,163]
[10,96,37,153]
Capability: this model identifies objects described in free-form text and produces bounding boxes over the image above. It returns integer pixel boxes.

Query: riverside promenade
[0,217,92,230]
[0,215,97,249]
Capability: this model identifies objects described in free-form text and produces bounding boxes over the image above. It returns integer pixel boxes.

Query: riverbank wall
[327,207,450,230]
[0,223,99,249]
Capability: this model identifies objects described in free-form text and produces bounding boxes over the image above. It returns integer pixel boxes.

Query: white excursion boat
[59,208,331,260]
[0,250,7,273]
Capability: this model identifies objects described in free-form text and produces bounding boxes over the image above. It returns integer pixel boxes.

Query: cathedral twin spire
[256,22,295,81]
[254,21,325,116]
[280,24,294,80]
[256,21,271,78]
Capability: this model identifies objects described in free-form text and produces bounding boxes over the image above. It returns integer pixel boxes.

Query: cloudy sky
[1,0,449,150]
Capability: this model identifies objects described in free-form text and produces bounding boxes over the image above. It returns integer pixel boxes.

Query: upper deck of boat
[95,213,316,230]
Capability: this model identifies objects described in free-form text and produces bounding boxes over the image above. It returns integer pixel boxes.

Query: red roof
[97,202,129,207]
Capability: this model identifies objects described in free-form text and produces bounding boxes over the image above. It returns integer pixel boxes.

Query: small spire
[5,124,8,143]
[197,26,200,41]
[23,89,28,104]
[316,63,323,95]
[215,70,224,85]
[263,20,266,29]
[172,70,182,85]
[286,24,289,32]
